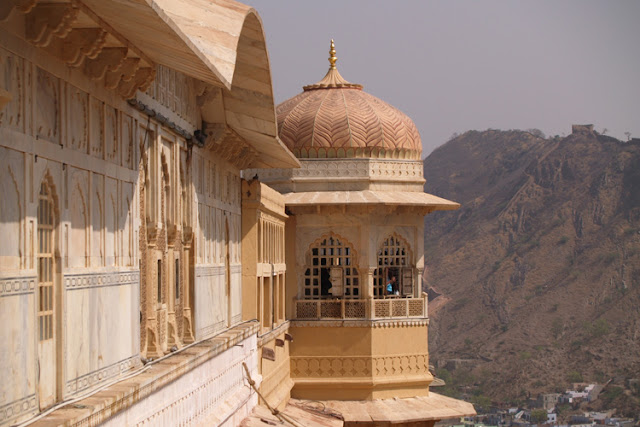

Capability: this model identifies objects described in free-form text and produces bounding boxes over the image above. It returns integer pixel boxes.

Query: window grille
[37,183,55,341]
[374,235,412,297]
[303,235,359,299]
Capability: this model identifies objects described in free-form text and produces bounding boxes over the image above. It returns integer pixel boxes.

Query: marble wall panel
[35,68,60,144]
[121,113,135,170]
[91,173,104,267]
[0,279,36,425]
[105,177,117,267]
[0,147,24,271]
[0,48,25,133]
[89,97,103,159]
[194,266,225,339]
[68,168,89,269]
[64,271,139,395]
[104,105,118,164]
[120,182,134,267]
[67,86,88,153]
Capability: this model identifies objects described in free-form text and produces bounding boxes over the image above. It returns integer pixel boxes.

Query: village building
[0,1,473,426]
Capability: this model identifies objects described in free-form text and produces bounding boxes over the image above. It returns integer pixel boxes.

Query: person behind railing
[386,275,399,296]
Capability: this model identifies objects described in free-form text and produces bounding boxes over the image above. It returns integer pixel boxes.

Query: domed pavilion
[247,41,472,424]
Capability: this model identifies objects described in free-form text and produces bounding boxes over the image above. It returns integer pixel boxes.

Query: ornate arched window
[303,235,360,299]
[37,178,60,407]
[374,234,413,298]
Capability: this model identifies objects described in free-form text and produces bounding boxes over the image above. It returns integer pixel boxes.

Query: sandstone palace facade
[0,1,474,426]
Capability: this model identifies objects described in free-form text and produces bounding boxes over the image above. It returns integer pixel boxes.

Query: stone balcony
[294,294,428,320]
[288,294,432,400]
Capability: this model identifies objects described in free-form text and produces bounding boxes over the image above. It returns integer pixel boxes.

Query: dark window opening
[175,258,180,300]
[157,259,162,303]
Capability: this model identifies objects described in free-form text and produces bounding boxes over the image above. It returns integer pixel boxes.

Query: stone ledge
[30,321,259,427]
[257,320,290,346]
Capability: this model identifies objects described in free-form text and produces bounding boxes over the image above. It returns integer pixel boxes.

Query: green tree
[531,409,548,423]
[566,370,583,383]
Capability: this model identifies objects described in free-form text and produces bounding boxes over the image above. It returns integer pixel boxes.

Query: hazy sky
[243,0,640,157]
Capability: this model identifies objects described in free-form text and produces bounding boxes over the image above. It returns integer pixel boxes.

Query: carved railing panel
[295,296,426,320]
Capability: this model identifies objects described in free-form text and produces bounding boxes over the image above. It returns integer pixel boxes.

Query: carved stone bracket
[8,0,156,99]
[0,0,37,22]
[203,123,258,170]
[25,3,78,47]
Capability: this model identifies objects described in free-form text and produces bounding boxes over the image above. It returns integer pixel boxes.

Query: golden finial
[328,39,337,69]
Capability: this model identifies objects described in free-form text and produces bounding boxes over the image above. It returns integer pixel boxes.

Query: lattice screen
[303,235,360,299]
[373,235,413,297]
[38,183,55,341]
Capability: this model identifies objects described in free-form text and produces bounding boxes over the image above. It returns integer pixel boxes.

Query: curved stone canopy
[277,41,422,160]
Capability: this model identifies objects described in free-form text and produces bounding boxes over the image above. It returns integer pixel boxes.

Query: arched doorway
[37,180,59,409]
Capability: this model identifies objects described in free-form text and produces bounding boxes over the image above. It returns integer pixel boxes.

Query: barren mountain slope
[423,129,640,407]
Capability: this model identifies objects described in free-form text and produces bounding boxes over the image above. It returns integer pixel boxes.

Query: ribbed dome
[277,41,422,160]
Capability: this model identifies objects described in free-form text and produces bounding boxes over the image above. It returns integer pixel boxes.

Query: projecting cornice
[1,0,156,98]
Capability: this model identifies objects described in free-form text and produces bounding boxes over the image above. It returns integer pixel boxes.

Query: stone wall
[0,39,141,424]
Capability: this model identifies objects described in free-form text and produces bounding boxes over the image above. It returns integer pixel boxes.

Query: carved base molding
[195,265,225,277]
[0,394,37,426]
[247,158,425,184]
[0,275,36,297]
[197,320,224,340]
[64,270,139,291]
[291,356,371,378]
[66,354,140,395]
[291,353,429,378]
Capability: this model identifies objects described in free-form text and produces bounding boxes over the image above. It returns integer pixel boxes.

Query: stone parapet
[246,158,426,193]
[29,321,259,427]
[294,294,427,320]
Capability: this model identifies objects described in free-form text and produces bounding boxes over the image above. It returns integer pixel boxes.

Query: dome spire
[329,39,337,70]
[303,39,363,91]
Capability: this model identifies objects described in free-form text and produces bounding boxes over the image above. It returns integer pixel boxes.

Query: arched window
[374,234,413,298]
[37,179,59,408]
[303,235,359,299]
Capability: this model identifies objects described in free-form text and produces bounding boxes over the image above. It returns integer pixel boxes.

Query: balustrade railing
[294,294,427,320]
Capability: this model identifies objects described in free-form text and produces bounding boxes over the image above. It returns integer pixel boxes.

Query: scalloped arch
[305,231,360,266]
[376,232,413,262]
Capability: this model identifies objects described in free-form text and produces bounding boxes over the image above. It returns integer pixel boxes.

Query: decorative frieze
[372,353,429,376]
[66,355,139,395]
[0,394,37,426]
[195,265,225,277]
[64,271,139,291]
[291,356,371,377]
[247,158,424,183]
[291,353,429,378]
[0,276,36,297]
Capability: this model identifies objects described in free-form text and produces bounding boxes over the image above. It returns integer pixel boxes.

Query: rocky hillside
[423,128,640,412]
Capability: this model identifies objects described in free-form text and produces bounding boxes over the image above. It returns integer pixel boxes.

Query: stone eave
[319,393,476,424]
[283,190,460,211]
[79,0,247,90]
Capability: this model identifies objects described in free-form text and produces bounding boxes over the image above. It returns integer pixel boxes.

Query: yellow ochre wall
[289,321,432,400]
